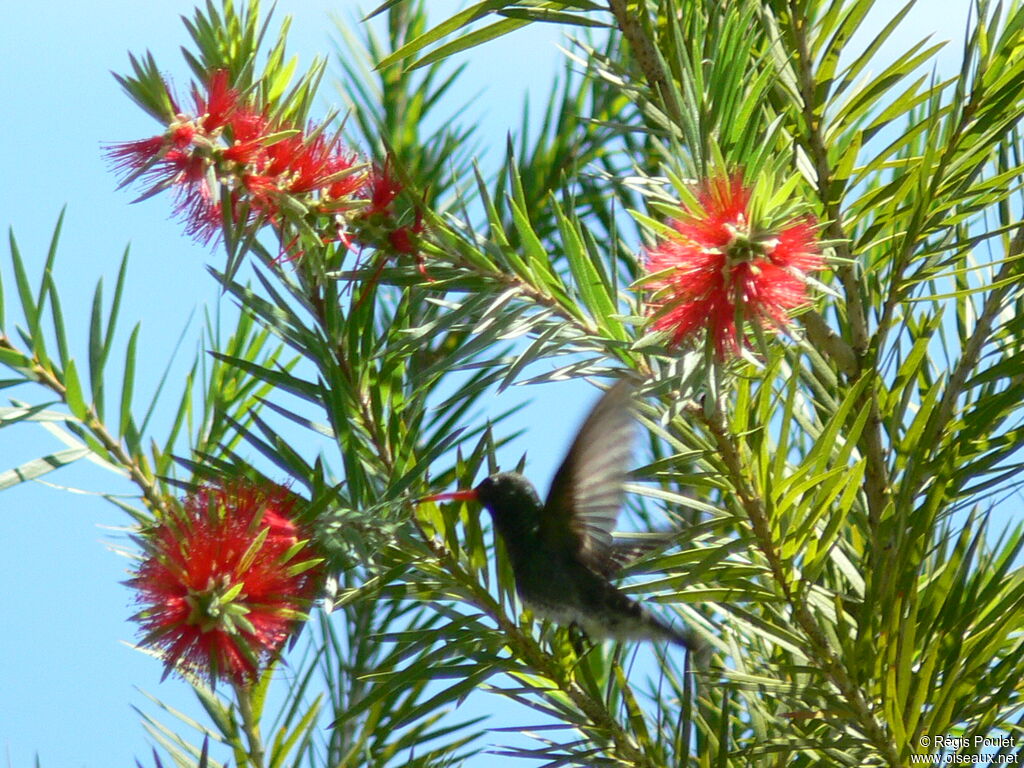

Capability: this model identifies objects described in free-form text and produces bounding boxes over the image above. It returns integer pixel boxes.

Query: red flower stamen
[106,71,369,248]
[106,71,435,268]
[644,175,823,358]
[194,70,240,132]
[128,480,321,683]
[364,162,402,216]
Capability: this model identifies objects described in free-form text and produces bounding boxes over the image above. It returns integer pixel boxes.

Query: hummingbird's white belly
[522,596,653,642]
[523,598,582,626]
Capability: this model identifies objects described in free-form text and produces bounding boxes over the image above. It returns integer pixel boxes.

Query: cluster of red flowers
[107,70,421,258]
[128,479,321,683]
[644,175,822,358]
[356,159,425,260]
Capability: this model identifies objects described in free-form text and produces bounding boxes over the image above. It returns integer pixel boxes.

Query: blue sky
[1,1,972,766]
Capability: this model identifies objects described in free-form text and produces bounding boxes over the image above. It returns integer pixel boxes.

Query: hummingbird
[422,380,701,653]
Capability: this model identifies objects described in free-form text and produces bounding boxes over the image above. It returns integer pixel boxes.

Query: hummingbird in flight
[423,380,701,654]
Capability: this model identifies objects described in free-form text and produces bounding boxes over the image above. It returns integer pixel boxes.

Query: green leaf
[63,359,89,420]
[363,0,411,20]
[409,16,531,70]
[0,446,91,491]
[0,403,65,427]
[0,346,35,379]
[8,229,39,344]
[119,324,140,441]
[87,278,106,420]
[375,1,517,71]
[498,8,608,27]
[43,271,71,371]
[553,197,623,339]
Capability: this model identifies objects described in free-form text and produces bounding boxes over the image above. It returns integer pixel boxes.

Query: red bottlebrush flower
[364,162,402,216]
[108,68,369,249]
[163,147,207,186]
[106,136,167,176]
[643,175,822,358]
[240,128,365,220]
[388,225,415,255]
[106,125,197,183]
[282,133,333,194]
[228,108,270,142]
[222,108,273,167]
[388,211,425,256]
[283,132,363,197]
[171,123,197,147]
[391,217,433,281]
[128,480,321,683]
[259,133,305,180]
[194,70,240,132]
[324,152,366,201]
[179,194,224,245]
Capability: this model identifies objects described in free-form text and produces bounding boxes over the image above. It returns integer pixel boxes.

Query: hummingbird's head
[474,472,542,518]
[419,472,543,531]
[473,472,544,542]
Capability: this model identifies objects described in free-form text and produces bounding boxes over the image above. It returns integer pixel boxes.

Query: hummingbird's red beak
[417,488,478,503]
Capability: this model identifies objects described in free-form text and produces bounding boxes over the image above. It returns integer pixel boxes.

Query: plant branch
[606,0,682,127]
[0,335,170,516]
[906,226,1024,497]
[783,4,866,356]
[305,281,397,473]
[782,2,893,528]
[695,401,900,766]
[802,309,857,377]
[438,241,655,380]
[233,681,266,768]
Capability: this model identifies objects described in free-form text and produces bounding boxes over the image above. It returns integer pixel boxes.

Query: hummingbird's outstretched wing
[542,380,635,574]
[598,533,677,578]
